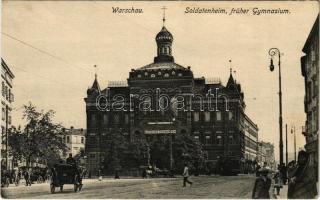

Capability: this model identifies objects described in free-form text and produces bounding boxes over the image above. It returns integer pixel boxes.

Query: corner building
[84,22,258,174]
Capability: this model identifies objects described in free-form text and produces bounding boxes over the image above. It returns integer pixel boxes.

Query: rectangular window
[91,114,96,126]
[205,135,211,145]
[2,108,5,121]
[216,135,222,145]
[114,114,119,124]
[124,114,129,124]
[193,112,199,122]
[229,135,234,144]
[66,136,70,143]
[204,112,210,122]
[216,111,222,121]
[228,111,233,120]
[1,82,5,97]
[89,153,96,159]
[103,114,108,125]
[81,137,84,144]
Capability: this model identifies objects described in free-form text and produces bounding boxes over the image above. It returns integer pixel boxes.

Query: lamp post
[268,48,284,166]
[291,126,296,162]
[170,117,175,171]
[285,124,288,166]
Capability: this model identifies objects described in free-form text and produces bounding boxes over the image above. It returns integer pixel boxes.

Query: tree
[102,128,128,173]
[172,134,207,174]
[8,103,68,167]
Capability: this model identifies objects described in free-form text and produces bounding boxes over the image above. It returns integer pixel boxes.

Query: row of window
[193,111,234,122]
[306,76,318,102]
[137,71,183,78]
[1,108,11,124]
[1,81,14,103]
[158,45,172,55]
[194,134,237,145]
[89,111,234,127]
[90,113,130,126]
[63,135,85,144]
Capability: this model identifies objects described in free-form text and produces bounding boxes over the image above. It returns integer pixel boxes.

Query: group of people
[252,150,318,199]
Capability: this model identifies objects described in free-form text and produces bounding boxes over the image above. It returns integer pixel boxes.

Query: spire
[227,60,235,87]
[91,65,100,91]
[154,7,174,63]
[162,6,166,27]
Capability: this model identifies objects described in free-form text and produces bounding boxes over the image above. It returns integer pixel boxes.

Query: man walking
[182,163,193,187]
[252,168,271,199]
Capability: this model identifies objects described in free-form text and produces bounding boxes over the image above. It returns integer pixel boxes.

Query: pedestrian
[280,163,287,185]
[273,170,283,195]
[252,168,271,199]
[98,169,102,181]
[288,150,317,199]
[24,169,31,186]
[182,163,193,187]
[255,165,261,177]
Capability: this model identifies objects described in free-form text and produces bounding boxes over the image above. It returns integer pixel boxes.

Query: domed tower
[154,8,174,63]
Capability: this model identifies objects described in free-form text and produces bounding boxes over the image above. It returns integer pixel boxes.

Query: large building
[1,58,15,170]
[301,15,319,173]
[258,141,275,170]
[84,19,258,174]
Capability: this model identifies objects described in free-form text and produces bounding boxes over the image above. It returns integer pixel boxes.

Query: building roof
[1,58,15,79]
[64,128,86,136]
[302,15,319,53]
[136,62,187,71]
[156,26,173,43]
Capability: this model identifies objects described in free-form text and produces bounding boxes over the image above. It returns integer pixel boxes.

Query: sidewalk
[275,184,288,199]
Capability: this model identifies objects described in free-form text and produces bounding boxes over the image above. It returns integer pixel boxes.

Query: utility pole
[294,126,296,162]
[285,124,288,166]
[268,48,284,166]
[5,105,9,170]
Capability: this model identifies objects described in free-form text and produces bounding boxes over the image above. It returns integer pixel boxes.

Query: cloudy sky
[2,1,318,161]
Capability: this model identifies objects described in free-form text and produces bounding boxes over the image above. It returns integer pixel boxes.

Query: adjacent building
[62,127,86,159]
[244,115,259,162]
[1,59,15,170]
[84,19,258,174]
[300,15,319,173]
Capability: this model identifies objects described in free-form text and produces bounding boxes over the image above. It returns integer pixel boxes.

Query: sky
[2,1,319,162]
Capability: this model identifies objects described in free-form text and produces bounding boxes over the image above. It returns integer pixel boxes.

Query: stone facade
[301,15,319,173]
[84,23,258,174]
[1,58,15,170]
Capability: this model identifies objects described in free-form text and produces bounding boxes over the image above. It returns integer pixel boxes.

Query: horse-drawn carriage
[50,163,83,193]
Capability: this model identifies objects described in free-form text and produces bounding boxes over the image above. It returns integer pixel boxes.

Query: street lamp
[170,117,175,171]
[268,48,284,166]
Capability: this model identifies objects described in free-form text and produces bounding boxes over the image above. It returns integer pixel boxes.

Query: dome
[156,26,173,43]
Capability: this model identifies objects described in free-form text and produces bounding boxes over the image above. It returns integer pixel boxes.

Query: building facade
[62,127,86,159]
[1,59,15,170]
[244,115,259,161]
[300,15,319,172]
[84,21,258,174]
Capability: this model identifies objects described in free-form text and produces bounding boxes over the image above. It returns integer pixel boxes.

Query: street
[1,175,260,199]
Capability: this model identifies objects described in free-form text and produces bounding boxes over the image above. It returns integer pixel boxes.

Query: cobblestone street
[1,175,262,199]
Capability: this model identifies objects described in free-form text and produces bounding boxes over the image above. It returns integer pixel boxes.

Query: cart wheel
[50,184,55,194]
[60,185,63,192]
[74,184,78,192]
